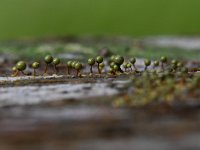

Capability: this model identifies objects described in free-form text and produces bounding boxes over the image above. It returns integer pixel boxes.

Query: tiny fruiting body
[113,64,119,72]
[44,55,53,64]
[160,56,167,70]
[153,60,159,67]
[114,55,124,66]
[44,55,53,74]
[14,61,27,76]
[99,63,105,72]
[11,66,18,76]
[32,62,40,69]
[52,58,61,74]
[144,59,151,70]
[16,61,26,71]
[110,55,116,62]
[113,55,124,73]
[99,62,105,68]
[53,58,60,66]
[75,62,82,76]
[71,61,78,69]
[109,66,117,75]
[67,61,72,74]
[130,57,137,70]
[129,58,137,71]
[127,63,132,71]
[12,66,17,72]
[75,62,82,70]
[96,56,103,64]
[130,57,136,65]
[144,59,151,66]
[88,58,95,66]
[171,60,178,65]
[160,56,167,63]
[123,63,128,72]
[96,56,104,74]
[32,62,40,76]
[88,58,95,74]
[110,62,116,68]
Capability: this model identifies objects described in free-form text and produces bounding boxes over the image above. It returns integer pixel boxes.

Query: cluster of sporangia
[11,55,189,77]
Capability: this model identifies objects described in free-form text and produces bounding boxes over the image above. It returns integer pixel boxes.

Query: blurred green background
[0,0,200,39]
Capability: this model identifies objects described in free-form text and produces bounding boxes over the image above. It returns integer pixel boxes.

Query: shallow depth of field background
[0,0,200,39]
